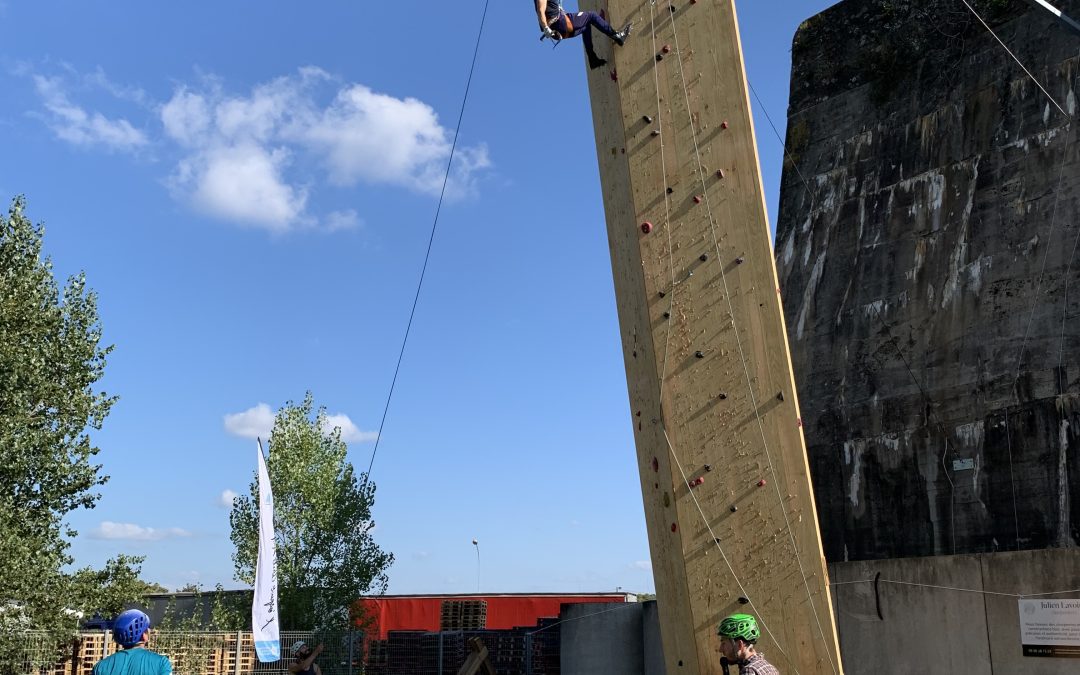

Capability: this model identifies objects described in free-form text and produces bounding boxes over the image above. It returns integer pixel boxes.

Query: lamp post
[471,539,480,593]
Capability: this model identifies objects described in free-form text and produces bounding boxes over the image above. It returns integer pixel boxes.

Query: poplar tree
[229,393,393,630]
[0,196,149,668]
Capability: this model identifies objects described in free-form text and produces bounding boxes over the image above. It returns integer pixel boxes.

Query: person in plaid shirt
[717,613,780,675]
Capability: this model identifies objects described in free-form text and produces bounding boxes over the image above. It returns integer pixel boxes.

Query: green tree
[229,394,393,630]
[0,196,145,669]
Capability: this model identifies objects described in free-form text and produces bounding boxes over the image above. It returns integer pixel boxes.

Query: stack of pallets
[386,631,427,675]
[439,600,487,631]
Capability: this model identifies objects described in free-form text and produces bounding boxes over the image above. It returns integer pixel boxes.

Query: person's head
[112,609,152,649]
[717,613,759,662]
[291,641,312,660]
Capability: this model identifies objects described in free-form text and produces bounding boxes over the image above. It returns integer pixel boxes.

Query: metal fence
[8,627,560,675]
[8,630,365,675]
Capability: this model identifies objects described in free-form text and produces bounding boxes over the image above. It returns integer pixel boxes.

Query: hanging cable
[362,0,491,487]
[959,0,1069,117]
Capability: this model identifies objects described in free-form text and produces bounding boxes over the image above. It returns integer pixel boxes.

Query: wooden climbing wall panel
[581,1,844,673]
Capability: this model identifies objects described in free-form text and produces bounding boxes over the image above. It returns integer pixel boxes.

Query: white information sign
[1018,599,1080,658]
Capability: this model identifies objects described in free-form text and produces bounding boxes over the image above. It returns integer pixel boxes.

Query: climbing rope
[362,0,491,487]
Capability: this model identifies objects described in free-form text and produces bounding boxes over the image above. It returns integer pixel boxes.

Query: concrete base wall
[829,549,1080,674]
[560,602,666,674]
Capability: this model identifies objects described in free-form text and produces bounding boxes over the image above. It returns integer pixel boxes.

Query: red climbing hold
[662,44,671,54]
[757,479,767,488]
[797,417,803,427]
[716,169,725,179]
[693,195,702,204]
[610,69,618,82]
[721,120,729,129]
[671,523,678,532]
[689,477,705,488]
[641,221,654,234]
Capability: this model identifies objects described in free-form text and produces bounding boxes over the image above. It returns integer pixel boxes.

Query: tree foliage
[229,393,393,630]
[0,197,148,669]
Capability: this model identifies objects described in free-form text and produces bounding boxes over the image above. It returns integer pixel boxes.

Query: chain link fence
[7,626,560,675]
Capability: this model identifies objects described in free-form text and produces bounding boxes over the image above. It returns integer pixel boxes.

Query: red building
[354,592,633,640]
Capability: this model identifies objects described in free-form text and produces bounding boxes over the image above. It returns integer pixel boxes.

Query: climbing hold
[662,44,671,54]
[671,523,678,532]
[718,393,727,400]
[695,350,705,359]
[642,115,653,124]
[704,464,713,472]
[738,596,750,605]
[663,493,671,507]
[658,290,666,298]
[797,417,803,427]
[651,129,661,137]
[656,53,664,62]
[610,69,618,82]
[693,195,702,204]
[714,537,722,544]
[669,4,677,12]
[636,410,642,417]
[666,186,674,195]
[721,120,729,129]
[699,253,709,262]
[716,169,725,179]
[641,221,654,234]
[663,311,671,319]
[776,391,785,402]
[652,457,659,472]
[690,476,705,488]
[730,505,738,513]
[758,479,767,488]
[735,256,745,265]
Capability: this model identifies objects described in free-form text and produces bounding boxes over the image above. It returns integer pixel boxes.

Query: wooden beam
[581,1,844,673]
[455,638,495,675]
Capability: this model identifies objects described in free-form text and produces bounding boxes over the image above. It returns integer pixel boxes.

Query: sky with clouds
[2,1,836,594]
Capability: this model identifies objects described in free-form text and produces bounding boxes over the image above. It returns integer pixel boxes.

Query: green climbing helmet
[717,613,760,643]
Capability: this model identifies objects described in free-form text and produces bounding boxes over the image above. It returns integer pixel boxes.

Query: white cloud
[223,403,275,440]
[158,69,489,232]
[225,403,375,443]
[32,75,148,151]
[295,83,491,195]
[631,560,652,571]
[187,144,307,231]
[322,412,378,444]
[218,489,238,508]
[323,209,361,232]
[90,521,191,541]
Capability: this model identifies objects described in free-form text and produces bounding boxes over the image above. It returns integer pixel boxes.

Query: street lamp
[472,539,480,593]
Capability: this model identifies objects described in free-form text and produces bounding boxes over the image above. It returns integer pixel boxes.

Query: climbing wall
[580,1,843,673]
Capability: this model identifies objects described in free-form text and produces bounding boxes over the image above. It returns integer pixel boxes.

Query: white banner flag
[253,440,280,662]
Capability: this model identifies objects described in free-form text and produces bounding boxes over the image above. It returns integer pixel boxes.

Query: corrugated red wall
[354,594,627,639]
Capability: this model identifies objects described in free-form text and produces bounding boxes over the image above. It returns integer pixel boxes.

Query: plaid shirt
[740,653,780,675]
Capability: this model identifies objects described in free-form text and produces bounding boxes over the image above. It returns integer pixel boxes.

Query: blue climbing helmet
[112,609,151,648]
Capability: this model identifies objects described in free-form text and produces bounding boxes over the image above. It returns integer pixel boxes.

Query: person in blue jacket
[92,609,172,675]
[535,1,632,69]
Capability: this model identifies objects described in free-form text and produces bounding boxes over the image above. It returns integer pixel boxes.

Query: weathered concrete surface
[828,549,1080,674]
[778,0,1080,561]
[560,602,646,674]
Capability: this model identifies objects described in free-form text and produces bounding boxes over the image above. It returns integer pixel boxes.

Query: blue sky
[2,1,836,594]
